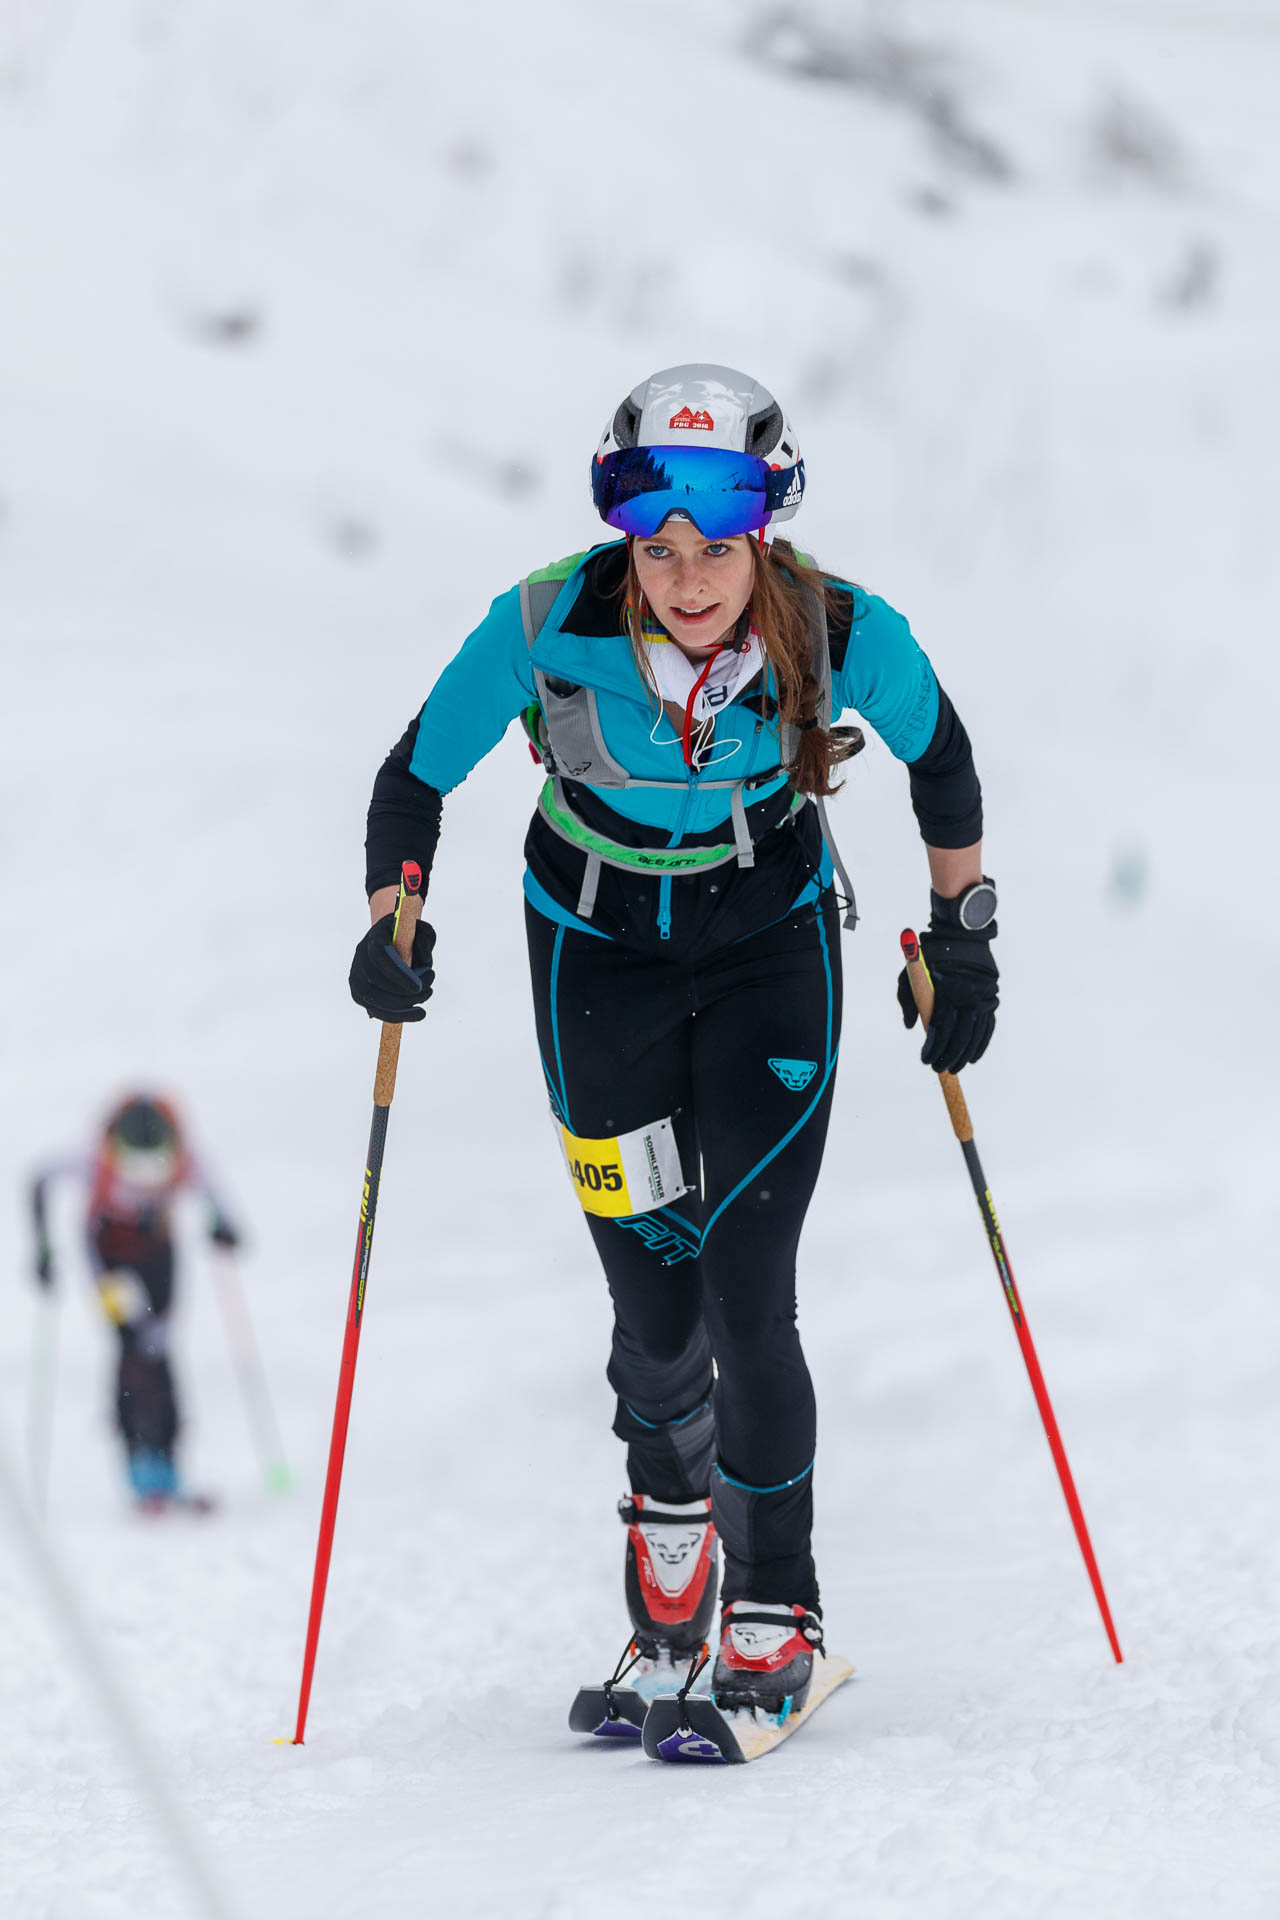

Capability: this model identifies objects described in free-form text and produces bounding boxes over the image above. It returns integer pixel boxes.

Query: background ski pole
[291,859,424,1745]
[900,930,1123,1665]
[0,1430,239,1920]
[26,1288,60,1519]
[211,1254,292,1494]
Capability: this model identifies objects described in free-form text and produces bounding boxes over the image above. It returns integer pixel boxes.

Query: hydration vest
[518,559,860,929]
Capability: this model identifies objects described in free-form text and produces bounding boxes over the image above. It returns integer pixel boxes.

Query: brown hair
[623,536,856,797]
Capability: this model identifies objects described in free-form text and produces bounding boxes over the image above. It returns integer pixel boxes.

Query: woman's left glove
[896,889,999,1074]
[349,914,437,1023]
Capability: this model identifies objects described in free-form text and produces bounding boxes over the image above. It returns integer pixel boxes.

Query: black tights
[526,891,841,1609]
[90,1223,179,1456]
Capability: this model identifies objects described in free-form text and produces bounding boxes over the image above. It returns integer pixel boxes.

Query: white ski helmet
[591,363,805,537]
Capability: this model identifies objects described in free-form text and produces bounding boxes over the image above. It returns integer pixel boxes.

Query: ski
[640,1653,854,1764]
[570,1648,712,1743]
[568,1685,648,1741]
[136,1491,218,1518]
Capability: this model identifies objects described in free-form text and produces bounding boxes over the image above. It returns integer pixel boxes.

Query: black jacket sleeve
[906,687,983,848]
[365,710,444,899]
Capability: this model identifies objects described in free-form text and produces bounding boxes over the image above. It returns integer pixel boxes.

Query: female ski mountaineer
[30,1093,241,1508]
[349,365,997,1723]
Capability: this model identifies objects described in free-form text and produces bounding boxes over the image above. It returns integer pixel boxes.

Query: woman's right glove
[348,914,437,1023]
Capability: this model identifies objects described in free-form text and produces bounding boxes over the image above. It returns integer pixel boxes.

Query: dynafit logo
[669,406,714,432]
[769,1058,818,1092]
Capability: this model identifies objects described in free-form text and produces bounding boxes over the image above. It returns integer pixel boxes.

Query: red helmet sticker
[669,406,714,432]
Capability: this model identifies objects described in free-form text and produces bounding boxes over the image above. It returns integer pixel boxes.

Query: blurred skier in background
[29,1093,241,1509]
[347,365,997,1727]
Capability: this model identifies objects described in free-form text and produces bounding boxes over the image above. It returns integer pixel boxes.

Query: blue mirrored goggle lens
[593,445,781,539]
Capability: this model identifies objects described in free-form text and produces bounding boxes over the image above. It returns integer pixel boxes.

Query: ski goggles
[592,445,803,539]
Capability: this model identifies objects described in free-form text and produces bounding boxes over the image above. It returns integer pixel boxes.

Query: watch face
[959,883,997,931]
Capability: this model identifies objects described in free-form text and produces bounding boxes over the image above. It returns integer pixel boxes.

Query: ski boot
[127,1445,215,1515]
[128,1443,179,1506]
[569,1494,718,1740]
[623,1493,718,1657]
[710,1599,824,1718]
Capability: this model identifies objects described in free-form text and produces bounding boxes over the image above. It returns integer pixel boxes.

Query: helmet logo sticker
[768,1058,818,1092]
[669,406,714,432]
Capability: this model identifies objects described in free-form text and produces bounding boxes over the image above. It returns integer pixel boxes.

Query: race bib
[96,1270,149,1328]
[557,1116,689,1218]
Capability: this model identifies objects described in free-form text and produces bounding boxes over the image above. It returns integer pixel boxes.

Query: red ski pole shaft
[900,931,1123,1665]
[292,861,424,1745]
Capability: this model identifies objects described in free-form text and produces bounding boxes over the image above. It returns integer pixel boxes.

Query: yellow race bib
[557,1116,689,1219]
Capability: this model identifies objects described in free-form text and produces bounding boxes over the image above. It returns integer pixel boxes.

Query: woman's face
[631,517,755,655]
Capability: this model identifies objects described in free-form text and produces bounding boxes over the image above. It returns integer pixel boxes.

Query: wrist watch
[931,877,998,932]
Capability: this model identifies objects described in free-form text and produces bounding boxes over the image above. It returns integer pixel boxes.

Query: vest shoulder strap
[520,551,592,648]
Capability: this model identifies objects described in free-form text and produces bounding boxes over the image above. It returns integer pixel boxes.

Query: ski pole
[211,1255,292,1494]
[291,860,424,1745]
[26,1288,60,1518]
[0,1430,239,1920]
[900,931,1123,1665]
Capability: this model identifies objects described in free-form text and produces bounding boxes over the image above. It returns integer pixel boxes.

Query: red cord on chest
[681,653,718,768]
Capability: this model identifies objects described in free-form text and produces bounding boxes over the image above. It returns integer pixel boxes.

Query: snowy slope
[2,1,1279,1914]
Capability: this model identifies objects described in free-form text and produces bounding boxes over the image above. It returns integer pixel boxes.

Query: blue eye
[644,544,670,559]
[705,543,729,556]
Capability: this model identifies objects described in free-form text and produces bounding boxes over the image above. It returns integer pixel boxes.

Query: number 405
[572,1159,622,1193]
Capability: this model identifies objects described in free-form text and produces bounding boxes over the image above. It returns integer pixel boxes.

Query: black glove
[897,892,999,1075]
[35,1239,54,1289]
[209,1214,240,1251]
[349,914,437,1023]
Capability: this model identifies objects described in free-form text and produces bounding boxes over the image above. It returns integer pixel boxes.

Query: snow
[2,0,1279,1913]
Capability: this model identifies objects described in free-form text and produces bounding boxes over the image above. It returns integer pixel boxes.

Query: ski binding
[641,1653,855,1764]
[570,1648,712,1743]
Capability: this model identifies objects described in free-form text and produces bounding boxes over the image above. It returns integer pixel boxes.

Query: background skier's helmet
[103,1094,183,1189]
[591,363,805,539]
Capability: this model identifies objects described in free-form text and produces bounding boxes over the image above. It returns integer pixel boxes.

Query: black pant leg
[116,1348,179,1453]
[523,891,843,1581]
[93,1226,180,1456]
[525,906,714,1499]
[691,895,843,1610]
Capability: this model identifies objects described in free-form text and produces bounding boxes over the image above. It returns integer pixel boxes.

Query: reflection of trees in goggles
[593,446,784,537]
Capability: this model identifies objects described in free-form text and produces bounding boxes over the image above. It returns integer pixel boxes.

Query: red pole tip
[900,929,919,960]
[401,860,423,893]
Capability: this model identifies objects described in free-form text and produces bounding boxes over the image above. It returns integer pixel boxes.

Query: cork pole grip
[373,862,425,1107]
[900,931,974,1144]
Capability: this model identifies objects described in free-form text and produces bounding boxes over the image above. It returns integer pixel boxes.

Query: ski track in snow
[2,2,1279,1915]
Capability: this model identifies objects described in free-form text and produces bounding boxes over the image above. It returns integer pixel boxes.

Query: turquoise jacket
[405,541,940,838]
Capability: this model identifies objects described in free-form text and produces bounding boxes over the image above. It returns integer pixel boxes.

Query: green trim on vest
[538,779,804,873]
[541,780,735,872]
[526,550,592,586]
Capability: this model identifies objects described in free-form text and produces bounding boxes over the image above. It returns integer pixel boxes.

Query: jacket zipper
[658,774,697,941]
[657,653,722,941]
[531,635,772,942]
[657,874,673,941]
